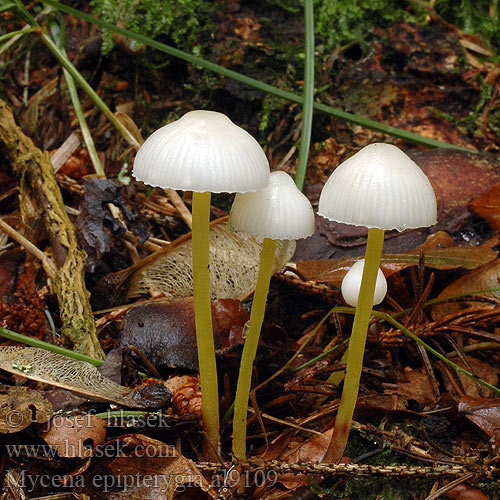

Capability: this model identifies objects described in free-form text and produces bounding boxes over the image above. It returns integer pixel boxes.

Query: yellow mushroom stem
[323,227,385,463]
[191,191,220,453]
[233,237,277,460]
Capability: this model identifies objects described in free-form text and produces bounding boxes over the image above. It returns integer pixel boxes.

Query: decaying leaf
[442,357,499,398]
[121,297,249,371]
[0,386,53,433]
[127,218,295,301]
[431,259,500,319]
[76,177,149,272]
[40,414,107,458]
[83,434,217,499]
[458,396,500,438]
[0,347,143,407]
[471,183,500,230]
[296,236,498,287]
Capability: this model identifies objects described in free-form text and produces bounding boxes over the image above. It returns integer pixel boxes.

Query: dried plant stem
[0,218,56,278]
[233,237,277,460]
[191,191,219,455]
[323,227,385,463]
[196,460,496,481]
[166,188,193,229]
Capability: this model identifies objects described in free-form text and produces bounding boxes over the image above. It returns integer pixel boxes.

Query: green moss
[90,0,214,55]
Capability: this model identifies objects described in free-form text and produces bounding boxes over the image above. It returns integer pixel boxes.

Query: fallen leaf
[0,347,163,408]
[458,396,500,438]
[40,415,107,458]
[444,482,490,500]
[296,235,498,287]
[471,183,500,229]
[442,358,499,398]
[395,367,437,407]
[431,258,500,319]
[76,178,149,272]
[83,434,217,499]
[0,385,52,433]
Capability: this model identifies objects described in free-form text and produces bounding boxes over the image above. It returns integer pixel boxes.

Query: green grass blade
[295,0,315,190]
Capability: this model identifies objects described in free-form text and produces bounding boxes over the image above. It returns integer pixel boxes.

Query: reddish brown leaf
[40,415,107,458]
[471,183,500,229]
[458,395,500,438]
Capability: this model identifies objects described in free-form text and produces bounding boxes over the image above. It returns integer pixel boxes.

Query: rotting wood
[0,99,104,359]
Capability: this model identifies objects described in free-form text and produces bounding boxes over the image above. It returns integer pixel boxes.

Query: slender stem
[0,325,102,366]
[41,0,471,151]
[323,227,385,463]
[49,22,105,176]
[295,0,314,191]
[191,191,219,453]
[233,237,277,460]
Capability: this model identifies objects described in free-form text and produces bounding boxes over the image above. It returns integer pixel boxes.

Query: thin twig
[0,218,56,278]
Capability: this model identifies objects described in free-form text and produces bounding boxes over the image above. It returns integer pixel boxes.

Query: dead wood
[0,99,104,359]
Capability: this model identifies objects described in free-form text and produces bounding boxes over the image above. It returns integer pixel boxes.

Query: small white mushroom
[229,171,315,460]
[341,259,387,307]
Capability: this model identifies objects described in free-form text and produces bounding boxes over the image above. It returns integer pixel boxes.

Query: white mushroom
[229,171,314,460]
[133,110,270,452]
[318,143,437,463]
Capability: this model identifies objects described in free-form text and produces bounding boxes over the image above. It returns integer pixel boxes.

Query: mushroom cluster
[133,113,437,465]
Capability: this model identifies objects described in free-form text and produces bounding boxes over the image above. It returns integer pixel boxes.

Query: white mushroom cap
[229,171,315,240]
[318,143,437,231]
[341,259,387,307]
[133,110,270,193]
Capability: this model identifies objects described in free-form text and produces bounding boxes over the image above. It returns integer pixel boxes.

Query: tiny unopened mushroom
[318,143,436,463]
[229,171,315,460]
[341,259,387,307]
[133,110,270,452]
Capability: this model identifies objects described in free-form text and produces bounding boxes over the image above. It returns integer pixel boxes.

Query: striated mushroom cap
[229,171,315,240]
[318,143,437,231]
[133,110,270,193]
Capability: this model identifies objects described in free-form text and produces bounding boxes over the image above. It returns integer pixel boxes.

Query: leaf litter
[0,2,499,499]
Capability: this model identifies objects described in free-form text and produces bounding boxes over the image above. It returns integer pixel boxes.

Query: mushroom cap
[133,110,270,193]
[341,259,387,307]
[229,171,315,240]
[318,143,437,231]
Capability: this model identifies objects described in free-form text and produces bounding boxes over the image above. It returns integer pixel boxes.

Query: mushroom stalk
[233,237,277,460]
[192,191,220,452]
[323,227,385,463]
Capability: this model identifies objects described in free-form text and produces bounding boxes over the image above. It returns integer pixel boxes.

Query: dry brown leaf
[395,367,437,407]
[84,434,217,499]
[458,395,500,438]
[442,358,499,398]
[471,183,500,229]
[0,386,52,434]
[296,235,498,287]
[431,259,500,319]
[40,415,107,458]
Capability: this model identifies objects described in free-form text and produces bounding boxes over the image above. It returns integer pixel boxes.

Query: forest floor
[0,1,499,499]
